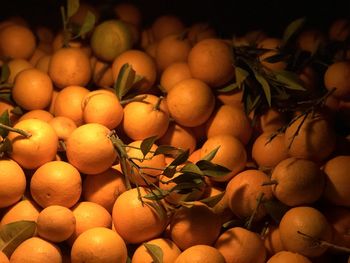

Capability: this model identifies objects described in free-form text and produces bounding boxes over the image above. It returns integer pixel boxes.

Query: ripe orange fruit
[19,110,53,122]
[0,24,36,59]
[37,205,76,243]
[323,155,350,207]
[258,38,287,71]
[69,201,112,243]
[48,47,91,89]
[263,225,284,256]
[155,34,191,72]
[279,206,333,257]
[91,58,114,88]
[169,202,221,250]
[188,38,234,87]
[284,112,336,162]
[91,20,132,62]
[151,15,185,41]
[112,49,157,93]
[296,29,325,54]
[7,58,33,84]
[29,48,47,66]
[252,132,289,169]
[48,116,77,151]
[200,135,247,182]
[175,245,225,263]
[112,187,168,244]
[53,85,89,126]
[271,158,324,206]
[187,22,217,45]
[0,159,26,208]
[83,167,127,213]
[132,238,181,263]
[69,2,100,27]
[324,60,350,100]
[30,161,82,208]
[225,169,273,221]
[66,123,117,174]
[166,78,215,127]
[0,251,9,263]
[215,227,267,263]
[216,89,243,107]
[113,2,142,26]
[255,108,286,133]
[122,94,170,140]
[0,199,40,226]
[206,104,253,145]
[71,227,127,263]
[10,237,62,263]
[12,68,53,110]
[160,62,192,92]
[82,90,124,129]
[7,119,58,170]
[267,251,312,263]
[35,55,51,73]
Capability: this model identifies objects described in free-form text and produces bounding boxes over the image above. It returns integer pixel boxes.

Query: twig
[245,192,265,230]
[0,123,31,138]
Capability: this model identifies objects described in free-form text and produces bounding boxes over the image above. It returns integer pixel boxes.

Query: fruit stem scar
[0,123,31,138]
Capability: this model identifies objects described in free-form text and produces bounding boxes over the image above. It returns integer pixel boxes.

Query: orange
[122,94,170,140]
[124,140,166,186]
[18,110,54,122]
[158,122,197,154]
[7,119,58,170]
[91,58,114,88]
[35,54,51,73]
[0,99,18,124]
[188,148,201,163]
[132,238,181,263]
[263,225,284,256]
[324,60,350,100]
[82,90,124,129]
[216,89,243,107]
[251,132,289,169]
[169,202,221,250]
[48,47,91,89]
[267,251,312,263]
[284,112,336,162]
[10,237,62,263]
[160,62,192,92]
[48,116,77,151]
[155,34,192,72]
[29,48,47,66]
[69,201,112,243]
[329,18,350,42]
[112,187,168,244]
[175,245,225,263]
[271,157,324,206]
[188,38,234,87]
[53,85,89,126]
[37,205,76,243]
[215,227,266,263]
[225,169,273,221]
[200,135,247,182]
[323,155,350,207]
[69,2,100,27]
[113,2,142,26]
[7,58,33,84]
[35,25,54,44]
[112,49,157,93]
[299,66,319,92]
[83,167,127,213]
[91,19,132,62]
[0,251,9,263]
[151,15,185,41]
[206,104,253,145]
[255,108,286,133]
[66,123,117,174]
[166,78,215,127]
[71,227,127,263]
[30,161,82,208]
[296,29,325,54]
[258,37,287,71]
[0,159,26,208]
[12,68,53,110]
[187,22,217,45]
[0,24,36,59]
[279,206,333,257]
[0,199,40,226]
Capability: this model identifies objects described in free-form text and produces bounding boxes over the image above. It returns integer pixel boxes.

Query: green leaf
[245,94,261,114]
[143,189,169,201]
[163,165,177,178]
[0,220,37,258]
[169,149,189,167]
[170,172,203,185]
[77,11,95,37]
[140,136,157,158]
[180,163,203,176]
[67,0,80,18]
[126,256,132,263]
[196,160,231,177]
[262,52,287,63]
[283,17,306,44]
[10,106,24,116]
[255,73,271,106]
[171,181,202,194]
[143,243,163,263]
[133,74,144,85]
[216,83,239,93]
[154,145,180,156]
[0,137,12,157]
[0,92,12,103]
[199,191,225,208]
[235,67,249,88]
[200,146,220,162]
[114,63,136,100]
[0,64,10,83]
[274,70,306,91]
[0,110,10,137]
[263,199,290,224]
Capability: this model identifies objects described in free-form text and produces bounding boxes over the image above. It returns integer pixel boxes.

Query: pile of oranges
[0,1,349,263]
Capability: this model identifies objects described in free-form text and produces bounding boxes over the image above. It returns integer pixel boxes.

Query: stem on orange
[0,123,31,138]
[153,96,163,111]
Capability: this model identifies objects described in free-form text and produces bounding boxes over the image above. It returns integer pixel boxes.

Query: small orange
[175,245,225,263]
[267,251,312,263]
[0,251,9,263]
[91,58,114,88]
[18,110,54,122]
[113,2,142,26]
[160,62,192,92]
[48,116,77,150]
[187,22,217,45]
[324,60,350,100]
[35,55,51,73]
[263,225,285,256]
[0,199,41,226]
[7,58,33,84]
[29,48,47,66]
[329,18,350,42]
[151,15,185,41]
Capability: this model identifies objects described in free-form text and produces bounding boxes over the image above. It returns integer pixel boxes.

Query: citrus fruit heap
[0,1,349,263]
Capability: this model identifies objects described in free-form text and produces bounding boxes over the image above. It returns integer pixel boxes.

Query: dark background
[1,0,350,37]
